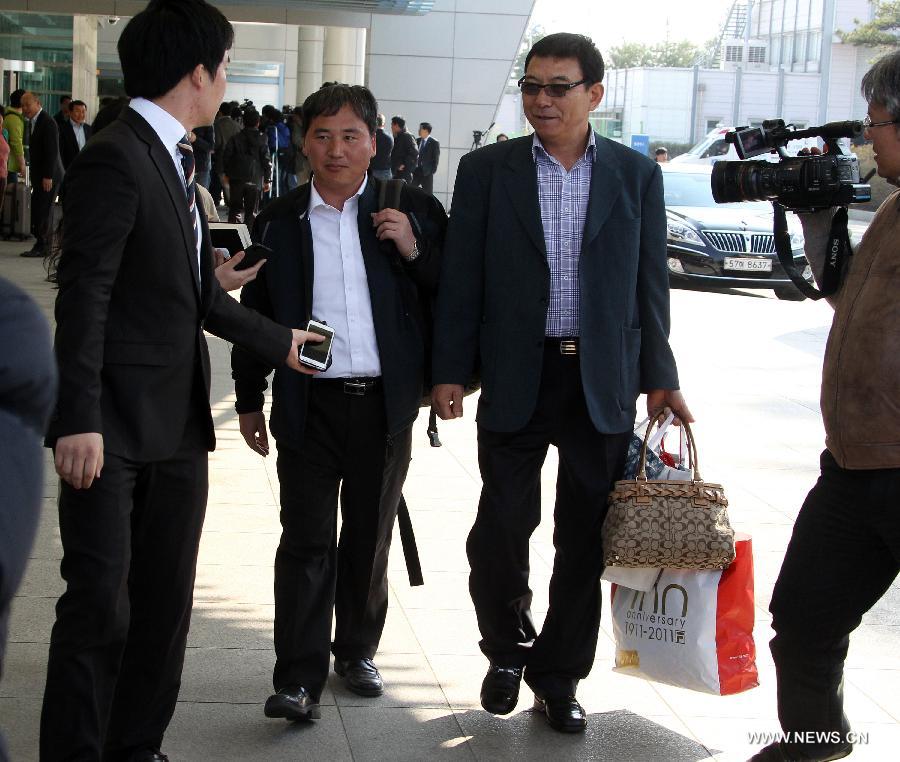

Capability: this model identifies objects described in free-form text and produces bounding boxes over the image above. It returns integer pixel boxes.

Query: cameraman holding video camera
[751,50,900,762]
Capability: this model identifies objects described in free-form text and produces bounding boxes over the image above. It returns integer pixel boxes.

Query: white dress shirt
[308,176,381,379]
[72,121,86,151]
[128,97,202,282]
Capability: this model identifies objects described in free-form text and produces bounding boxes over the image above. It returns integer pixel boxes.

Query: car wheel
[774,286,807,301]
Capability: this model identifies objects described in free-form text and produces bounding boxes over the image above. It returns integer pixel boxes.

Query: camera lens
[710,160,775,203]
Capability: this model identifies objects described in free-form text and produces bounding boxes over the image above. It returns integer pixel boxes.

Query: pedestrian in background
[390,115,417,183]
[223,109,271,228]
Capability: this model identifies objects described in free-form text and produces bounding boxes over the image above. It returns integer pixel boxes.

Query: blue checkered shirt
[532,130,595,337]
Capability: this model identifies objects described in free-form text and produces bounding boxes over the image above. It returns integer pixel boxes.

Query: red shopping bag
[610,533,758,695]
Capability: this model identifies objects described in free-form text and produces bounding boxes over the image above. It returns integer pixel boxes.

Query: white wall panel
[369,12,455,58]
[451,59,511,105]
[368,54,454,103]
[453,12,526,60]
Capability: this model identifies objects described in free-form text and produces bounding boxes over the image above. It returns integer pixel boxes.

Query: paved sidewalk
[1,242,898,761]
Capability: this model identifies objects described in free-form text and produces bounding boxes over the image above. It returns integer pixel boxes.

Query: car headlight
[789,229,805,248]
[667,219,704,245]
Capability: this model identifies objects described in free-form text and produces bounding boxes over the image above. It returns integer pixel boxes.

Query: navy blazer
[232,178,447,449]
[432,132,679,434]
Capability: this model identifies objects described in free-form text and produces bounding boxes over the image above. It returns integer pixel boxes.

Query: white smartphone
[298,319,335,371]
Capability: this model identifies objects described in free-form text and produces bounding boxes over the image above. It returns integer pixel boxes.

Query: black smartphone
[234,242,275,270]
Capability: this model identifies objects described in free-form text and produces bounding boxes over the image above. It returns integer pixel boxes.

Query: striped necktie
[177,134,199,250]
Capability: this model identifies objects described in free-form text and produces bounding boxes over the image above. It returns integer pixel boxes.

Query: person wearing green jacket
[4,89,26,182]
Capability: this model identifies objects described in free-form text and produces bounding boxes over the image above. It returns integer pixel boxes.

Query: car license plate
[723,257,772,272]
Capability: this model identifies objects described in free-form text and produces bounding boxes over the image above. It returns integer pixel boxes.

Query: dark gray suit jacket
[432,132,679,434]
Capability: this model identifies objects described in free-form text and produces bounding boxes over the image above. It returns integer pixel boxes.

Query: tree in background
[511,24,546,81]
[608,39,705,68]
[839,0,899,48]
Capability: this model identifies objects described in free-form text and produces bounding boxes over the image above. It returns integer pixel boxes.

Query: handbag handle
[637,414,701,482]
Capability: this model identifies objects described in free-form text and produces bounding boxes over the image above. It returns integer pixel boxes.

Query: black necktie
[176,135,198,250]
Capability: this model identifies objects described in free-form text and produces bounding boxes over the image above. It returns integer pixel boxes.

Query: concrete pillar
[323,27,365,86]
[72,15,99,116]
[297,25,324,104]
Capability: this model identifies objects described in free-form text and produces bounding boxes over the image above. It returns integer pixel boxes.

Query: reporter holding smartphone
[231,83,447,722]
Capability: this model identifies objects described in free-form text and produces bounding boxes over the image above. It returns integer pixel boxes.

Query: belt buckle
[559,340,578,356]
[343,380,367,396]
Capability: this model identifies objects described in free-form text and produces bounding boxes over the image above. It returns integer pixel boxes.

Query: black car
[662,163,813,300]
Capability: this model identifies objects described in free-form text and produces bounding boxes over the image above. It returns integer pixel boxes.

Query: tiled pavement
[2,228,897,761]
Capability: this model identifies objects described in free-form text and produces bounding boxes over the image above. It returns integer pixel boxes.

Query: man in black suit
[40,3,319,760]
[0,277,57,762]
[59,99,92,170]
[20,91,64,258]
[369,113,393,181]
[233,84,447,723]
[53,94,71,131]
[390,115,417,183]
[432,33,692,733]
[412,121,439,194]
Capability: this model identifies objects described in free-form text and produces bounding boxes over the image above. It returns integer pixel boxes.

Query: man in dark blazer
[40,3,317,760]
[233,84,447,723]
[390,115,418,182]
[59,99,92,170]
[20,91,64,258]
[369,113,393,181]
[412,121,439,194]
[0,277,57,762]
[432,33,692,733]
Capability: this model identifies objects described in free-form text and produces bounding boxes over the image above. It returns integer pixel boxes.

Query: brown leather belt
[315,377,382,396]
[545,338,579,356]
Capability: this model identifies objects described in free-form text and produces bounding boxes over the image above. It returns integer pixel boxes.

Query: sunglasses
[517,77,588,98]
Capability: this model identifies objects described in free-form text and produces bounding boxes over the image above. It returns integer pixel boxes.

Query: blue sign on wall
[631,134,650,155]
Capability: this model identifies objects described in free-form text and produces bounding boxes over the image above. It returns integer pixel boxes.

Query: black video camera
[710,119,871,212]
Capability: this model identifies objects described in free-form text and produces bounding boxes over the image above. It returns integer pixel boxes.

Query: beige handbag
[603,419,736,570]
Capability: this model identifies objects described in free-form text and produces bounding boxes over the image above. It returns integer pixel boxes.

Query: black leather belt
[545,337,579,356]
[315,377,382,396]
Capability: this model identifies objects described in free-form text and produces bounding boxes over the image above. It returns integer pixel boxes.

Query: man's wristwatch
[403,241,421,262]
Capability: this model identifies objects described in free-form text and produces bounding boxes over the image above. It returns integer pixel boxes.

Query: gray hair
[861,50,900,120]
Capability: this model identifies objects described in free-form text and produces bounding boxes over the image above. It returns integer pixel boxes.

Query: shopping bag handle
[637,416,701,482]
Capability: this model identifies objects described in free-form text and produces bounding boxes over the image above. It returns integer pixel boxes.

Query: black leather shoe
[264,686,321,721]
[534,695,587,733]
[479,664,523,715]
[748,742,853,762]
[20,248,44,258]
[334,657,384,697]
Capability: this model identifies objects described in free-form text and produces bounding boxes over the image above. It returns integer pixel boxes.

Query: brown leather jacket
[805,190,900,469]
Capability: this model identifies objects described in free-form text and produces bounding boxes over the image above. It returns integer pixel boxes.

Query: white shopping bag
[610,535,758,695]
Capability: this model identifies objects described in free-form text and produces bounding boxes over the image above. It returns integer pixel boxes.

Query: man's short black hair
[60,95,72,104]
[525,32,605,86]
[302,84,378,136]
[9,89,25,108]
[243,110,260,129]
[70,100,87,110]
[655,147,668,155]
[419,122,432,133]
[118,0,234,100]
[391,115,405,129]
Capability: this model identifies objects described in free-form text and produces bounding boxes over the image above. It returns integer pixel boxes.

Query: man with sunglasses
[751,50,900,762]
[431,32,691,733]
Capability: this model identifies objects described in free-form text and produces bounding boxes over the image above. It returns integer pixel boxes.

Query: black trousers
[468,346,630,698]
[40,412,208,762]
[272,382,412,699]
[227,181,260,229]
[769,449,900,759]
[31,184,54,252]
[411,169,433,194]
